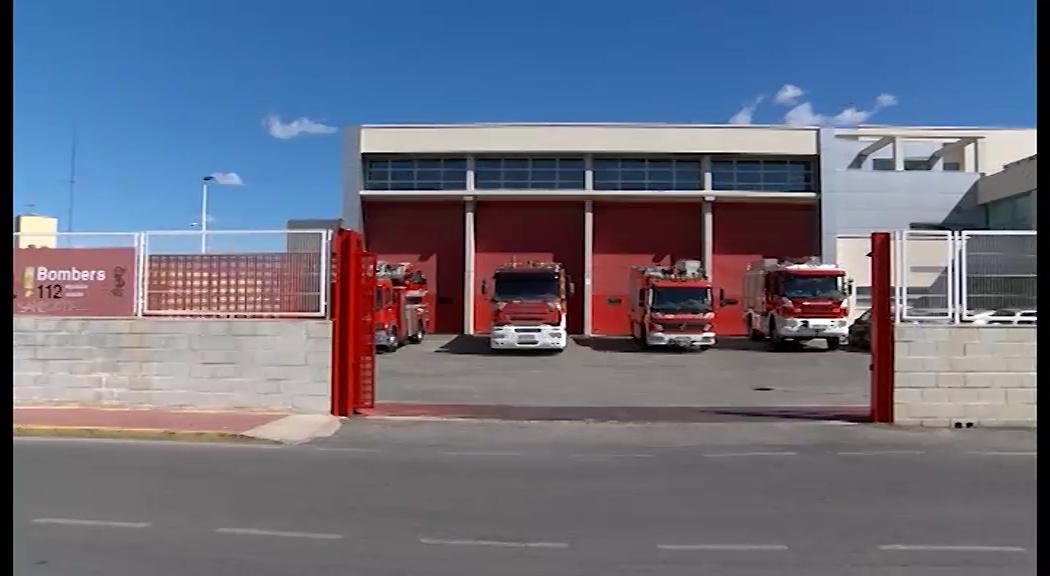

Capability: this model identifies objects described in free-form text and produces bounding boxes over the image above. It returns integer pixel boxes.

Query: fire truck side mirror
[719,288,738,307]
[480,280,487,295]
[846,278,855,294]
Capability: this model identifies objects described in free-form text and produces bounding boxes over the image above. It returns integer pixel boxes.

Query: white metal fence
[13,229,332,318]
[893,230,1037,325]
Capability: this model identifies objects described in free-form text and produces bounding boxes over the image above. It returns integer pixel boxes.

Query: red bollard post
[869,232,894,424]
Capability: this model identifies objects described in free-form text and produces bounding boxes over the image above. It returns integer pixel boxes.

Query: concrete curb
[12,425,282,444]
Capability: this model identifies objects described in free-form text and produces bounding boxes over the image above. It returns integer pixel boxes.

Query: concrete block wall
[14,317,332,413]
[895,325,1037,427]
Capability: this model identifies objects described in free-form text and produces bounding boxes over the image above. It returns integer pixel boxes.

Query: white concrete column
[583,199,594,336]
[466,155,476,190]
[584,154,594,190]
[463,197,476,335]
[701,155,712,190]
[892,137,904,171]
[702,197,714,283]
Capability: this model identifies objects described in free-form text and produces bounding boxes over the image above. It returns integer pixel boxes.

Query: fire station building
[341,123,1036,337]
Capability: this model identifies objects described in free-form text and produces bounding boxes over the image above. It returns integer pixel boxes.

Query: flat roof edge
[357,122,821,130]
[356,122,1036,132]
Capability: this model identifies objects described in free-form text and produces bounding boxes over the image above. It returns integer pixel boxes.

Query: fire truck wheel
[747,316,764,341]
[767,319,784,351]
[408,327,425,344]
[824,338,841,351]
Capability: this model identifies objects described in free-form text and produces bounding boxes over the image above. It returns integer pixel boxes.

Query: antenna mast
[67,122,78,233]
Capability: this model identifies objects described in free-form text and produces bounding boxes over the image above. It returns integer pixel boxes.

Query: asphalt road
[14,423,1037,576]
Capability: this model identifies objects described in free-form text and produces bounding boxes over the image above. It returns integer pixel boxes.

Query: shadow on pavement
[364,403,873,424]
[435,334,562,356]
[574,336,839,354]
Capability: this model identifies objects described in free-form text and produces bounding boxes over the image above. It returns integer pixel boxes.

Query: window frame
[363,155,469,191]
[473,156,586,190]
[709,156,815,192]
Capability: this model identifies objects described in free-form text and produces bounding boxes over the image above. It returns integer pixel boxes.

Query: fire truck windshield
[493,272,559,301]
[781,274,845,299]
[651,286,712,313]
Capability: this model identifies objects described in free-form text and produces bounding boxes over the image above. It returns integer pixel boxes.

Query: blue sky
[14,0,1035,233]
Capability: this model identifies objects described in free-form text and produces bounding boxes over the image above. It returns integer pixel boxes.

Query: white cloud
[263,113,338,139]
[773,84,805,106]
[782,92,899,127]
[876,93,898,107]
[728,95,765,125]
[208,172,243,186]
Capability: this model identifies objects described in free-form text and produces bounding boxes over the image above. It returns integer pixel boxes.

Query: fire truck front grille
[662,322,710,332]
[797,306,841,319]
[506,313,549,325]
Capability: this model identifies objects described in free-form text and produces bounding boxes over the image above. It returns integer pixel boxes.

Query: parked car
[847,309,874,349]
[848,306,952,349]
[977,308,1037,325]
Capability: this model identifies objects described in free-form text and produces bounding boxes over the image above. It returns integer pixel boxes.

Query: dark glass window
[364,157,468,191]
[592,158,701,191]
[474,157,585,190]
[710,158,814,192]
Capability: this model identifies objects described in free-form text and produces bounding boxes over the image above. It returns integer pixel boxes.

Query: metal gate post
[870,232,894,424]
[330,229,354,417]
[351,237,376,412]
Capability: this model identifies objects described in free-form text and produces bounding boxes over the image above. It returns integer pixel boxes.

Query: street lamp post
[200,176,214,254]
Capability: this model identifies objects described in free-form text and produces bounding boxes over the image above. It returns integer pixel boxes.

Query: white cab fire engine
[481,261,572,352]
[741,257,853,351]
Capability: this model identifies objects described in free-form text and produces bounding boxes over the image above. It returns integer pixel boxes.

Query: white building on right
[976,154,1036,230]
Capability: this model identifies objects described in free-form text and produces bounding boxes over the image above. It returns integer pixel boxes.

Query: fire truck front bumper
[776,318,849,340]
[374,329,398,348]
[489,325,567,350]
[646,331,717,349]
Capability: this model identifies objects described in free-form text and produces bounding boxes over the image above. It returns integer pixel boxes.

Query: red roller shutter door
[591,202,703,336]
[711,202,819,336]
[362,200,465,334]
[474,201,585,334]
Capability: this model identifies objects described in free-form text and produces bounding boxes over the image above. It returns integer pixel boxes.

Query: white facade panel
[977,154,1037,205]
[360,124,819,156]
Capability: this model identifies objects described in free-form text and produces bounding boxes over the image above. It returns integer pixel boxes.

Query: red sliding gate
[330,229,377,416]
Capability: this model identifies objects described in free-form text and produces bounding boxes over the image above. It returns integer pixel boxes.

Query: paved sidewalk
[13,407,341,444]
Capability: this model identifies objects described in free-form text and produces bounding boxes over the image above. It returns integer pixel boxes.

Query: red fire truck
[628,259,735,351]
[374,261,429,353]
[480,260,573,351]
[741,257,853,351]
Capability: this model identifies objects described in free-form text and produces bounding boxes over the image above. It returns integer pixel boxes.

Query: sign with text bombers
[12,247,137,316]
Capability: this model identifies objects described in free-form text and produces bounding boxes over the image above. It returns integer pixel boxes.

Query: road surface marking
[657,543,789,551]
[567,453,654,459]
[703,451,798,458]
[32,518,151,529]
[420,538,569,549]
[438,451,522,457]
[309,447,385,454]
[964,451,1037,457]
[878,544,1027,553]
[215,528,343,540]
[836,450,926,456]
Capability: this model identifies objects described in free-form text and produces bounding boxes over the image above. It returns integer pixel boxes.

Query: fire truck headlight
[495,302,508,310]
